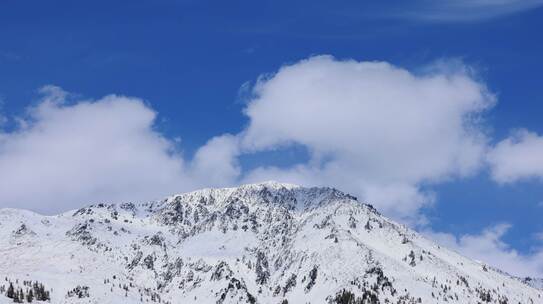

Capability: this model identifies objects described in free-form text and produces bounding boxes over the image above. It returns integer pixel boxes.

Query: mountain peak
[240,180,302,189]
[0,183,541,303]
[163,182,359,215]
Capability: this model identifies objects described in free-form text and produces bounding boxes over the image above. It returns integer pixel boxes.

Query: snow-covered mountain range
[0,182,541,303]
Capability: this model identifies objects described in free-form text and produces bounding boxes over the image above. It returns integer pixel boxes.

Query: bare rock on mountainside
[0,182,541,303]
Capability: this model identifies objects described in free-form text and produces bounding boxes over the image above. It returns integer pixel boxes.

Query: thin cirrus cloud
[395,0,543,22]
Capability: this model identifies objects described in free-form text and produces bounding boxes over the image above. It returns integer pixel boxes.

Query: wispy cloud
[0,51,21,62]
[397,0,543,22]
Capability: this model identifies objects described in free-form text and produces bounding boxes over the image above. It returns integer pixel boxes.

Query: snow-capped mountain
[0,182,541,303]
[522,277,543,291]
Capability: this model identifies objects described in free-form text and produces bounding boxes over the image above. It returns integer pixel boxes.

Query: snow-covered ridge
[522,277,543,291]
[0,182,541,303]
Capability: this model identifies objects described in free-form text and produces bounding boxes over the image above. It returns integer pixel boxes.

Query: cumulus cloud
[487,129,543,183]
[190,134,241,188]
[0,87,204,213]
[1,57,541,279]
[238,55,494,222]
[424,224,543,278]
[0,56,501,223]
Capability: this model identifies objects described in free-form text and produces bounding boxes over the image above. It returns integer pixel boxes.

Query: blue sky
[1,1,543,277]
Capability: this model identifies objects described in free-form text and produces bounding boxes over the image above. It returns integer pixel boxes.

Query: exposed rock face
[0,182,541,303]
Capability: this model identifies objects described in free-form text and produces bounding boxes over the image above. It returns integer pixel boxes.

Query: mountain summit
[0,182,541,303]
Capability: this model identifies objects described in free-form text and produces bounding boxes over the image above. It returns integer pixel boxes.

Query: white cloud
[400,0,543,22]
[1,58,541,279]
[190,134,241,188]
[237,55,494,222]
[2,56,534,226]
[0,87,205,214]
[424,224,543,278]
[487,129,543,183]
[0,56,512,225]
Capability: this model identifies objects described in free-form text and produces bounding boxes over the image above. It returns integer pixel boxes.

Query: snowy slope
[0,182,541,303]
[522,277,543,291]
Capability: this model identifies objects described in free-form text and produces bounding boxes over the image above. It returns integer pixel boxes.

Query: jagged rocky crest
[0,182,541,303]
